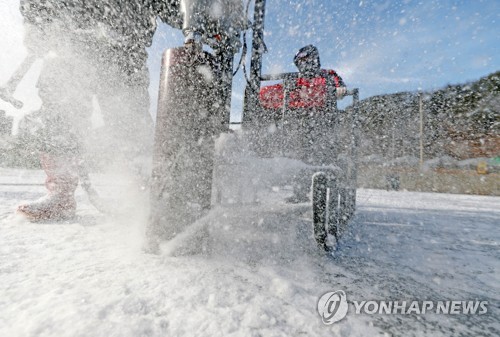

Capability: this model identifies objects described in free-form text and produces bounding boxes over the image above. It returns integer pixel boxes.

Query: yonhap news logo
[317,290,488,325]
[317,290,349,324]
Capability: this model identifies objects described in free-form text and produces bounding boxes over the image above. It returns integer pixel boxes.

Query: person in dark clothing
[15,0,180,221]
[293,44,346,98]
[260,45,346,110]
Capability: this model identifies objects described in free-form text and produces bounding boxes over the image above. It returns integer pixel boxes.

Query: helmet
[293,45,321,75]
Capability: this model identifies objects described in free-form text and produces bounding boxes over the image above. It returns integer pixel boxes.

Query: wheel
[337,187,350,235]
[312,172,328,250]
[327,179,340,240]
[346,187,356,219]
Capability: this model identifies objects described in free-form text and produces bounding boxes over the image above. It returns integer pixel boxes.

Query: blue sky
[147,0,499,120]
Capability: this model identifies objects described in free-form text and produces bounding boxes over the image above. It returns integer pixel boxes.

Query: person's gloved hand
[336,86,347,98]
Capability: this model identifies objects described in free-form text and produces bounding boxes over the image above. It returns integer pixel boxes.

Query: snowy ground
[1,167,499,337]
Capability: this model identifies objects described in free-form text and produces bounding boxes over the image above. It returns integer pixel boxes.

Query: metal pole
[419,92,424,169]
[242,0,266,124]
[215,46,235,130]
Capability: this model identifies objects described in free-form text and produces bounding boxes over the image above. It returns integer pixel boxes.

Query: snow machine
[245,72,360,251]
[147,0,360,253]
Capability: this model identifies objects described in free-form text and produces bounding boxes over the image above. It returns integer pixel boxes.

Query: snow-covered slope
[0,168,499,336]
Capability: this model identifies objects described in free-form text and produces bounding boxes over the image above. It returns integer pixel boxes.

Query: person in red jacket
[260,44,347,202]
[260,44,346,109]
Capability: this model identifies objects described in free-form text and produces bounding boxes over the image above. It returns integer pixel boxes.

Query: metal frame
[257,72,360,251]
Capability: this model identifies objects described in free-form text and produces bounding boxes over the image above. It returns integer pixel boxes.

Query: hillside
[354,71,499,160]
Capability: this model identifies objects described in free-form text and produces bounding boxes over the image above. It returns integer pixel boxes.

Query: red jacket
[260,69,345,109]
